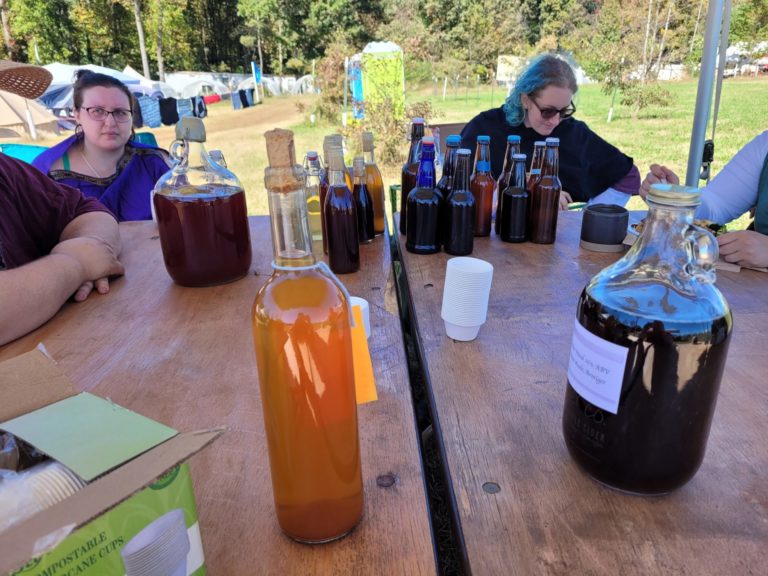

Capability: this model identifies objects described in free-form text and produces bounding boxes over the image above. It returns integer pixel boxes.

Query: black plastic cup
[580,204,629,253]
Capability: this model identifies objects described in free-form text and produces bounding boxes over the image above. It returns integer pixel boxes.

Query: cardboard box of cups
[0,348,223,576]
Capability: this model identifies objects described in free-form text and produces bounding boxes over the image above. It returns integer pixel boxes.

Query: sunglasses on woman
[530,99,576,120]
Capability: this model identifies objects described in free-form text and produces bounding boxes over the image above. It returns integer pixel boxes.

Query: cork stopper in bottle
[362,131,374,151]
[264,128,296,168]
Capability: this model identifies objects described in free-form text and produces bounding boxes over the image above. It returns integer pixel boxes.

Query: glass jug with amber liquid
[562,184,732,494]
[153,117,252,286]
[252,128,364,542]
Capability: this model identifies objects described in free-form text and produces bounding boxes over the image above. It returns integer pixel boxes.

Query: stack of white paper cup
[121,508,190,576]
[440,257,494,341]
[0,460,86,534]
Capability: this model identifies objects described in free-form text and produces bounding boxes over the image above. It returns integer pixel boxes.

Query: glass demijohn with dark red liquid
[153,117,252,287]
[562,184,732,494]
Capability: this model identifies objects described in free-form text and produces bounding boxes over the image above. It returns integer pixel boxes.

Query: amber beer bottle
[406,137,442,254]
[470,135,495,236]
[443,149,475,256]
[352,156,375,244]
[494,135,521,236]
[499,154,528,243]
[252,128,363,543]
[400,117,425,235]
[362,131,385,235]
[325,146,360,273]
[525,141,545,239]
[529,138,561,244]
[436,134,461,200]
[319,135,335,254]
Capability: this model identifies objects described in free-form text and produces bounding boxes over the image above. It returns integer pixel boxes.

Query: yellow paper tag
[351,305,377,404]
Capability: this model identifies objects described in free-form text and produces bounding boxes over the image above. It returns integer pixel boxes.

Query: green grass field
[15,75,767,220]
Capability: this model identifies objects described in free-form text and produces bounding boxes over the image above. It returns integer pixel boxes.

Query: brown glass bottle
[498,153,528,243]
[325,147,360,273]
[444,149,475,256]
[400,118,425,236]
[494,135,521,236]
[352,156,375,244]
[470,135,495,237]
[362,131,385,235]
[529,138,561,244]
[436,135,461,200]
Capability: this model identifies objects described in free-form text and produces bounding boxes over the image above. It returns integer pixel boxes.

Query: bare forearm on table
[60,211,122,254]
[0,254,90,345]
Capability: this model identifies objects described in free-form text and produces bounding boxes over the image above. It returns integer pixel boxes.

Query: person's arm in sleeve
[0,211,124,345]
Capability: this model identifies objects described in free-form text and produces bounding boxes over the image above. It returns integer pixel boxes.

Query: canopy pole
[686,0,725,187]
[24,100,38,141]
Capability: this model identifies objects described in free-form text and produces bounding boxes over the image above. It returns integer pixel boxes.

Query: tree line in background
[1,0,766,84]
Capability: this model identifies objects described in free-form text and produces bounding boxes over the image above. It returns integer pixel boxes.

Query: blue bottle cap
[446,135,462,146]
[507,135,521,142]
[477,135,490,143]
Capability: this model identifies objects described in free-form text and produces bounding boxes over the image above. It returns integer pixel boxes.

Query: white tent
[122,65,179,98]
[39,63,154,111]
[164,73,230,98]
[0,90,59,139]
[177,78,230,98]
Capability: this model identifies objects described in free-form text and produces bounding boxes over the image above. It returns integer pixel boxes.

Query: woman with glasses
[461,54,640,208]
[33,70,170,221]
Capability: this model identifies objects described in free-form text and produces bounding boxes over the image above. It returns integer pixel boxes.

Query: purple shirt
[33,135,170,222]
[0,154,113,270]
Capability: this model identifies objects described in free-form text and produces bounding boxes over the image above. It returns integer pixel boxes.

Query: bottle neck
[363,148,376,164]
[453,155,471,192]
[416,144,436,188]
[353,164,365,184]
[306,159,322,187]
[330,165,347,187]
[474,142,491,174]
[512,159,527,189]
[531,145,545,171]
[408,125,425,163]
[265,165,315,267]
[441,145,458,180]
[619,197,720,289]
[542,145,559,178]
[185,141,209,169]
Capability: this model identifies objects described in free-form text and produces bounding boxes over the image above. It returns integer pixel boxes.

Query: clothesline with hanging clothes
[134,95,208,129]
[230,89,256,110]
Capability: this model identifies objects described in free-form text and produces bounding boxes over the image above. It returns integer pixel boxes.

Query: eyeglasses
[530,99,576,120]
[82,106,133,123]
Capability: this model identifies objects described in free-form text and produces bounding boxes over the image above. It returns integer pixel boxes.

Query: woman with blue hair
[461,54,640,208]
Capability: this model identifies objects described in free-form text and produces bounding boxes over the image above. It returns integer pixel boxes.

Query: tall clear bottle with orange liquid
[252,128,364,543]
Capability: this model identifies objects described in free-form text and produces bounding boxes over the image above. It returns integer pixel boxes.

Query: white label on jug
[567,319,629,414]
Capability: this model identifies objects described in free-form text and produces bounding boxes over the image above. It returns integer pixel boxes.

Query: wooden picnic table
[395,210,767,575]
[0,217,436,575]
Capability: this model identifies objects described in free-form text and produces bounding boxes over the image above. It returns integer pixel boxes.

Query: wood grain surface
[0,218,436,575]
[396,210,767,576]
